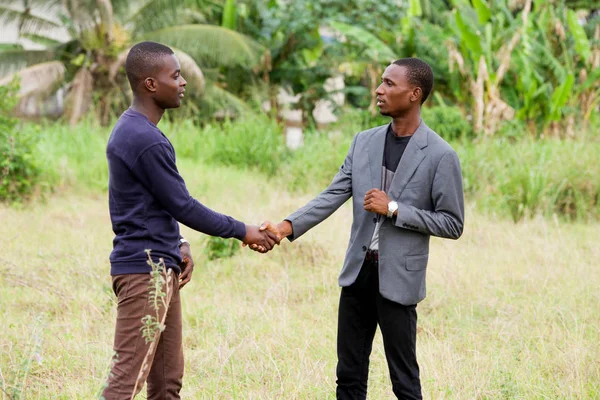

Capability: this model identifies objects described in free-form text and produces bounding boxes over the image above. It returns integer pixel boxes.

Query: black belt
[365,249,378,262]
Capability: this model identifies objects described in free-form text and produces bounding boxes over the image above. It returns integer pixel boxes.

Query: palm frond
[0,5,62,35]
[128,0,183,35]
[142,25,270,70]
[65,67,93,125]
[63,0,101,34]
[20,33,63,47]
[0,0,62,8]
[0,49,55,78]
[172,48,205,95]
[328,21,396,63]
[200,83,251,116]
[125,0,215,31]
[0,43,23,50]
[0,61,65,98]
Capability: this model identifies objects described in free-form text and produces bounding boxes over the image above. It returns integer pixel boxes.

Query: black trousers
[336,257,422,400]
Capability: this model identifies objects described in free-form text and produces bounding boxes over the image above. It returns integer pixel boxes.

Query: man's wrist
[387,201,399,218]
[179,237,190,247]
[278,220,293,238]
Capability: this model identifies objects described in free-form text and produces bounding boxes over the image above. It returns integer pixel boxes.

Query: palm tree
[0,0,269,125]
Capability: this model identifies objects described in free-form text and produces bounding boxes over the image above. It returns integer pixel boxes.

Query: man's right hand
[242,224,280,253]
[248,220,293,252]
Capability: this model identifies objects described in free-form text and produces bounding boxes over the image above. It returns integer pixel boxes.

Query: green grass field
[1,161,599,399]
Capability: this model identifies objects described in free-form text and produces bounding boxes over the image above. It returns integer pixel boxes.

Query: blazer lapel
[367,124,388,190]
[387,121,429,199]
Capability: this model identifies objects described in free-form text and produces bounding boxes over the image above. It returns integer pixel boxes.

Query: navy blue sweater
[106,109,246,275]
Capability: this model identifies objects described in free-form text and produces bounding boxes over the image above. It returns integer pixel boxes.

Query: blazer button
[373,217,377,223]
[362,246,367,251]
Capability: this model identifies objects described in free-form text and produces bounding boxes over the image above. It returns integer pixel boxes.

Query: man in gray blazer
[260,58,464,399]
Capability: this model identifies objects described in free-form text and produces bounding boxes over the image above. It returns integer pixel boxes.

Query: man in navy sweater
[102,41,278,399]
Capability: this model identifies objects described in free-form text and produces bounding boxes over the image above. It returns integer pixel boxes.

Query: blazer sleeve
[393,150,464,239]
[285,133,358,241]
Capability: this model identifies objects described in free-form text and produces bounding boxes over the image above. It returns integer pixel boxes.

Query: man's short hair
[392,58,434,104]
[125,41,174,90]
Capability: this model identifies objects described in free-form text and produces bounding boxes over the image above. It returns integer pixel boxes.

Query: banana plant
[328,21,396,115]
[512,0,598,135]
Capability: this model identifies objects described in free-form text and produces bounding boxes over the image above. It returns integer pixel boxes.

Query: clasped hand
[242,223,282,253]
[244,220,291,254]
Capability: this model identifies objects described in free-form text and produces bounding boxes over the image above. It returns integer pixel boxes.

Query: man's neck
[131,98,164,126]
[391,110,421,137]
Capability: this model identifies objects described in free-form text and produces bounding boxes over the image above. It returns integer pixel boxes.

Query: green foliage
[566,9,591,62]
[17,108,600,222]
[204,236,240,260]
[0,79,43,202]
[169,114,288,176]
[221,0,237,29]
[457,138,600,222]
[421,105,473,141]
[280,130,353,193]
[328,22,395,61]
[29,117,109,191]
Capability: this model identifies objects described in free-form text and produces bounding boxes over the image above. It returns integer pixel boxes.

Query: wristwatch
[179,237,190,247]
[387,201,398,218]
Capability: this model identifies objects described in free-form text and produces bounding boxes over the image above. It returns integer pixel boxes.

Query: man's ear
[144,77,157,93]
[411,87,422,103]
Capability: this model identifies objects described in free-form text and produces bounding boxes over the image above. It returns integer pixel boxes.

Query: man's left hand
[364,189,391,216]
[179,243,194,289]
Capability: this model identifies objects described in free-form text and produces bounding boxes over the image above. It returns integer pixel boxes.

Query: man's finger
[179,277,191,289]
[262,237,274,250]
[179,269,192,288]
[264,229,280,244]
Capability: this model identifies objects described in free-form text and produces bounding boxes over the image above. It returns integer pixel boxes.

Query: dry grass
[1,162,599,399]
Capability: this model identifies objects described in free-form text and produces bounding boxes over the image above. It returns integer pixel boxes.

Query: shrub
[193,114,288,177]
[421,105,473,140]
[0,79,43,202]
[204,236,240,260]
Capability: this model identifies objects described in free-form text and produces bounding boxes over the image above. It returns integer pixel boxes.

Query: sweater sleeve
[131,143,246,240]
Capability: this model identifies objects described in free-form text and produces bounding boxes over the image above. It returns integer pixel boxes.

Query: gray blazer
[286,121,464,305]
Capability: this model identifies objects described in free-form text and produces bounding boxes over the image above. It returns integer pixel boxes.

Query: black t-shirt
[382,125,412,190]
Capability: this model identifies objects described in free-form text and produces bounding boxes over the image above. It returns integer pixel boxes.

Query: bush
[204,236,240,260]
[421,105,473,140]
[204,114,287,177]
[30,117,109,191]
[0,79,43,202]
[456,138,600,222]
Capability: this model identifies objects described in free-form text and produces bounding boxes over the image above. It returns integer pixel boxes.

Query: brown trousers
[102,272,183,399]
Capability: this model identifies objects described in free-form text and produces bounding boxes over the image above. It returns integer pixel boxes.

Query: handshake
[241,220,293,253]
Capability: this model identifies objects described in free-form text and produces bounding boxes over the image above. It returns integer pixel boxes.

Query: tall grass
[1,166,599,398]
[457,138,600,222]
[24,111,600,221]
